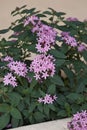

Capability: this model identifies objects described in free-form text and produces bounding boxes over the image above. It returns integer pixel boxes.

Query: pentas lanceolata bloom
[1,56,13,62]
[3,73,17,87]
[38,94,57,104]
[24,15,57,53]
[61,32,87,52]
[2,57,28,87]
[29,54,55,81]
[67,110,87,130]
[33,24,57,53]
[24,15,39,26]
[7,61,28,77]
[61,32,78,47]
[78,43,87,52]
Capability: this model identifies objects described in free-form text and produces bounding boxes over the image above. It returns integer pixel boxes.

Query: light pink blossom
[1,56,13,62]
[29,54,55,81]
[78,44,87,52]
[61,32,77,47]
[38,94,57,104]
[3,73,17,87]
[24,15,39,26]
[8,61,28,77]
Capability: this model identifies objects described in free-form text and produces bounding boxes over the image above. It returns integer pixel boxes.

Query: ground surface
[9,118,71,130]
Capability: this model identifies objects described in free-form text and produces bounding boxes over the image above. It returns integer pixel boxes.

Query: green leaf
[48,104,56,111]
[0,103,10,113]
[21,8,36,14]
[50,49,66,59]
[10,107,22,119]
[37,104,43,113]
[63,67,74,87]
[43,11,52,15]
[64,103,71,116]
[81,103,87,110]
[0,28,9,34]
[0,114,10,130]
[48,84,56,94]
[67,93,82,103]
[39,89,46,97]
[34,112,45,122]
[55,12,66,17]
[57,94,66,106]
[29,102,37,113]
[83,51,87,61]
[28,44,37,52]
[57,110,67,117]
[30,78,38,88]
[55,59,65,67]
[50,75,64,86]
[44,105,49,117]
[11,118,19,128]
[8,92,22,106]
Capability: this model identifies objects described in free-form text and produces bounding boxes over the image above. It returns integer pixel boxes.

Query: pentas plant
[24,15,57,53]
[0,6,87,130]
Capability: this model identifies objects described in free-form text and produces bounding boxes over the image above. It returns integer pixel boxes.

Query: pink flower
[78,44,87,52]
[24,15,57,53]
[43,94,54,104]
[38,97,43,103]
[38,94,57,104]
[1,56,13,62]
[35,24,57,53]
[24,15,39,26]
[61,32,77,47]
[3,73,17,87]
[53,95,57,100]
[7,61,28,77]
[29,54,55,81]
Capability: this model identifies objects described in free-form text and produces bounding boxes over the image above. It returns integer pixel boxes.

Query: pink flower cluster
[38,94,57,104]
[8,61,28,77]
[61,32,87,52]
[33,24,57,53]
[66,17,78,22]
[67,110,87,130]
[61,32,77,47]
[2,56,28,87]
[24,15,57,53]
[24,15,39,26]
[1,56,13,62]
[3,73,17,87]
[29,54,55,80]
[78,43,87,52]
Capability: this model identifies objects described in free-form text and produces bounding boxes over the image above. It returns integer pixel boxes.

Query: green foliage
[0,5,87,129]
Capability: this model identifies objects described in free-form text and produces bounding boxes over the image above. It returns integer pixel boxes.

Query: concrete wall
[0,0,87,37]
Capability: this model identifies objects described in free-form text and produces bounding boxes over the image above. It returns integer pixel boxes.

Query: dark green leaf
[0,103,10,113]
[0,114,10,130]
[10,107,22,119]
[8,92,22,106]
[30,78,38,87]
[50,49,66,59]
[48,84,56,94]
[0,28,9,34]
[50,75,64,86]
